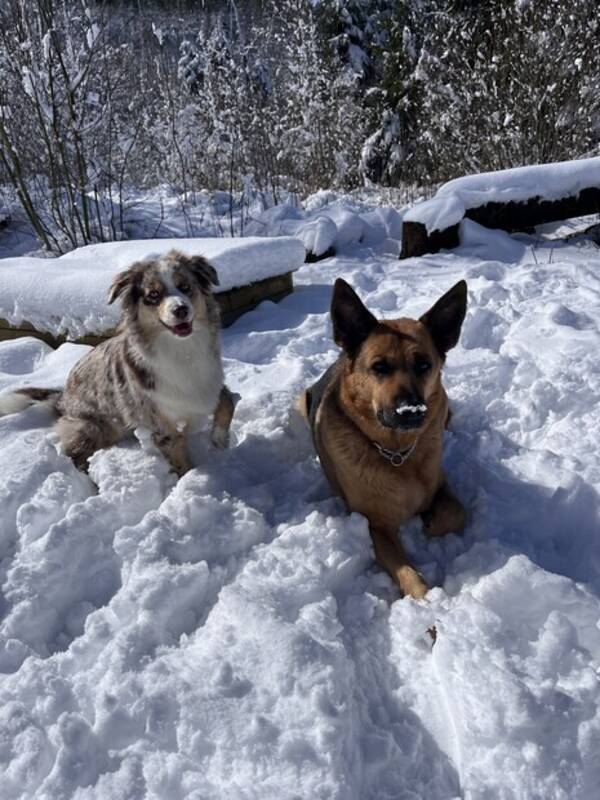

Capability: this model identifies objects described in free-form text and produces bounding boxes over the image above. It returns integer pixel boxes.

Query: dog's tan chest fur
[315,384,446,531]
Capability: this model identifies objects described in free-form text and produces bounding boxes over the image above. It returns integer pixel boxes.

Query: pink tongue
[173,322,192,337]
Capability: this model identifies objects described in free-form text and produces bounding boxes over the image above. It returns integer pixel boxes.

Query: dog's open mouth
[172,322,193,337]
[162,320,193,337]
[393,413,425,430]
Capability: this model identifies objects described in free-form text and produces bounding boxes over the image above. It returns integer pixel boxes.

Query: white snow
[0,186,412,263]
[396,404,427,415]
[283,214,338,258]
[459,218,526,263]
[245,199,403,258]
[0,225,599,798]
[0,237,305,339]
[406,156,600,233]
[438,156,600,204]
[404,192,465,235]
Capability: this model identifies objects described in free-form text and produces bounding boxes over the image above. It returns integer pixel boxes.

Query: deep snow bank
[0,237,305,339]
[0,230,599,799]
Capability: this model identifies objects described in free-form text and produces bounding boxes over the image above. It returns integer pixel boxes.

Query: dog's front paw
[210,425,230,449]
[396,566,429,600]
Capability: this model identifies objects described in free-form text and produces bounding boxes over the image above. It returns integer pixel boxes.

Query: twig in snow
[530,246,539,265]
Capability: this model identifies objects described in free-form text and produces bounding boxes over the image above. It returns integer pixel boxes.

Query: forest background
[1,0,598,252]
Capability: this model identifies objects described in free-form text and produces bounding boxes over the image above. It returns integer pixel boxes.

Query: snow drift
[244,199,403,259]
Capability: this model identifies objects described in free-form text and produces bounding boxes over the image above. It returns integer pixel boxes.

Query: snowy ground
[0,228,599,799]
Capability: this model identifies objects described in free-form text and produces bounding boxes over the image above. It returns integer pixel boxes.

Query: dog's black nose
[173,304,189,320]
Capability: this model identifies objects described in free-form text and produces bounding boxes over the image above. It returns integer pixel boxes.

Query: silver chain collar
[372,439,417,467]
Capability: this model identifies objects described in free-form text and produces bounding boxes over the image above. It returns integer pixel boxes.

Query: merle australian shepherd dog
[0,250,237,475]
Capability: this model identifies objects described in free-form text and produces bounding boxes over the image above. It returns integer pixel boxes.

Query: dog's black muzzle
[377,407,426,430]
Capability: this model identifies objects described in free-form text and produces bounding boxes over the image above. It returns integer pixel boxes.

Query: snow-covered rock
[283,215,338,258]
[0,237,305,339]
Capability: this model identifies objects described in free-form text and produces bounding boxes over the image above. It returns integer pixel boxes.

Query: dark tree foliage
[365,0,600,184]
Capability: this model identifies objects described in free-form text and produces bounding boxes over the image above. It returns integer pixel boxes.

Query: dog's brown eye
[414,357,432,375]
[178,284,191,295]
[372,360,393,376]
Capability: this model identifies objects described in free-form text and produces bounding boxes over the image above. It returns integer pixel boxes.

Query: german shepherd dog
[298,278,468,598]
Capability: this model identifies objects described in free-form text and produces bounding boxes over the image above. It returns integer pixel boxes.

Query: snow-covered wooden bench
[0,237,305,347]
[401,157,600,258]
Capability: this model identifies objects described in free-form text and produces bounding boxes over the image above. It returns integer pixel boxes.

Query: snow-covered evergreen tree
[390,0,600,183]
[359,0,422,185]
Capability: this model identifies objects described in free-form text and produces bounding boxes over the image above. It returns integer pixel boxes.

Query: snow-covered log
[401,158,600,258]
[0,237,305,344]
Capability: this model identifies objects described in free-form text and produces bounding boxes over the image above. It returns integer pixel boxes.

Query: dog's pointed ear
[420,280,467,357]
[188,255,219,289]
[331,278,377,356]
[108,267,139,305]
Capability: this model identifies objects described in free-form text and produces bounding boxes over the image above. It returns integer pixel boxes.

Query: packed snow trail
[0,232,599,799]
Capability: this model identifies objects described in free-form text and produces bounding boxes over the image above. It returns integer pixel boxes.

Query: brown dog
[298,278,468,598]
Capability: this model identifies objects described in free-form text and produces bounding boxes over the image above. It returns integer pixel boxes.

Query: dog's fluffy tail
[0,387,62,417]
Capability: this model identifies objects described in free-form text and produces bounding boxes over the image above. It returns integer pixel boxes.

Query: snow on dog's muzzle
[396,403,427,416]
[377,403,427,430]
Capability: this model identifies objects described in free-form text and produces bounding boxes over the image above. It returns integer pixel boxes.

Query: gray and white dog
[0,249,237,475]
